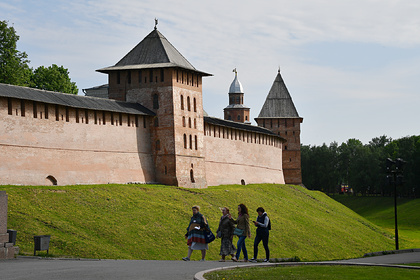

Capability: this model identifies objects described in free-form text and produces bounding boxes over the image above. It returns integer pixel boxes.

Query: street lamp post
[386,158,405,251]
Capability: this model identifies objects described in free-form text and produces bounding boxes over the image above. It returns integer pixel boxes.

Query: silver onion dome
[229,70,244,93]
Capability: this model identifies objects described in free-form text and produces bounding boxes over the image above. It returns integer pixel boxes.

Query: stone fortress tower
[223,69,250,124]
[255,69,303,185]
[96,24,212,188]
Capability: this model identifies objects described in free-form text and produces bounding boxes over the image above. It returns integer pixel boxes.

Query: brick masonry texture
[1,63,290,188]
[0,97,155,186]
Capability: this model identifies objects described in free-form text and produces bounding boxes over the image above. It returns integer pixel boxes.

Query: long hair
[238,203,248,215]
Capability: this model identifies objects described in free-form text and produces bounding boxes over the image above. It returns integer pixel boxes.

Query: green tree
[31,64,78,94]
[0,20,32,86]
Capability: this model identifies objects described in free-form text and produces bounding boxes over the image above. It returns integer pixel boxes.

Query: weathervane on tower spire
[233,68,237,75]
[154,18,158,30]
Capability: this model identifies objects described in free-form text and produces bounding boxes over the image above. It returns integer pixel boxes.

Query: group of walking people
[182,204,270,262]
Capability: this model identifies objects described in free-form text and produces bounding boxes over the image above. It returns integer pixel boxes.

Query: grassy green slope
[3,184,395,261]
[333,195,420,249]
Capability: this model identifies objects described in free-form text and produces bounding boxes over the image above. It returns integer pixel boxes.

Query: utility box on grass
[34,235,50,255]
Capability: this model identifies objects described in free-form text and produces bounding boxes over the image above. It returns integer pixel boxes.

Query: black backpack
[263,213,271,230]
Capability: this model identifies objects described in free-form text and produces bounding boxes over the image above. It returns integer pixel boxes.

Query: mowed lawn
[3,184,398,261]
[204,264,420,280]
[333,195,420,250]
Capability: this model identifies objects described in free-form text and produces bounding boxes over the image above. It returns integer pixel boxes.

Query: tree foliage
[31,64,78,94]
[302,135,420,198]
[0,20,32,86]
[0,20,78,94]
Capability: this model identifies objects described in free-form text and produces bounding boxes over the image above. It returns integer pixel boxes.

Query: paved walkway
[1,252,420,280]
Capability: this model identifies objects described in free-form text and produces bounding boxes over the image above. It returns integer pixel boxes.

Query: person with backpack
[250,207,270,262]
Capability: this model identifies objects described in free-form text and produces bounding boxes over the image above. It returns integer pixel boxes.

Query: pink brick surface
[0,97,155,186]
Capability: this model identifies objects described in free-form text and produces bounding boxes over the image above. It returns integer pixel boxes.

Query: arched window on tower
[153,94,159,109]
[189,134,192,149]
[190,169,195,183]
[187,96,191,111]
[193,98,197,112]
[188,117,192,128]
[181,95,184,110]
[182,116,186,127]
[184,134,187,149]
[195,135,198,150]
[237,115,241,121]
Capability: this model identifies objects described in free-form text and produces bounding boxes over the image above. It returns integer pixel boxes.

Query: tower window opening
[184,134,187,149]
[182,116,186,127]
[193,98,196,112]
[153,93,159,109]
[190,169,195,183]
[195,135,198,150]
[188,117,191,128]
[187,96,191,111]
[189,134,192,149]
[181,95,184,110]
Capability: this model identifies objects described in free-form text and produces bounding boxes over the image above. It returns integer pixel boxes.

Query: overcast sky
[2,0,419,146]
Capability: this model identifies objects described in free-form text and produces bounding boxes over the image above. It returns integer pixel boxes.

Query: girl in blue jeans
[229,204,251,262]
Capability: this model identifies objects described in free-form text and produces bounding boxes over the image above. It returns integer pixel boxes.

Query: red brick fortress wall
[256,117,303,185]
[204,124,285,186]
[0,97,155,186]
